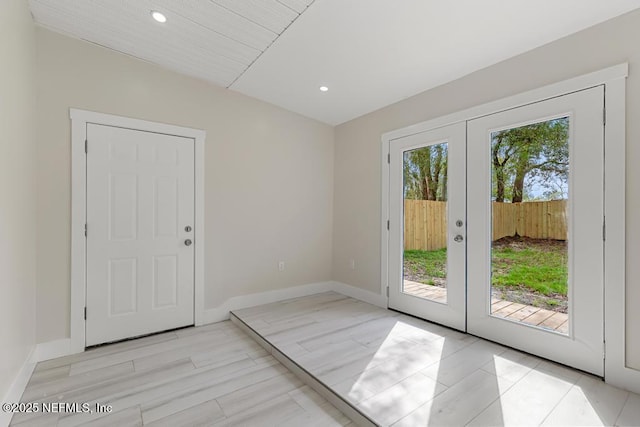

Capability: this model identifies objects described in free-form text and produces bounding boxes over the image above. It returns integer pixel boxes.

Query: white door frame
[70,108,206,352]
[381,63,637,393]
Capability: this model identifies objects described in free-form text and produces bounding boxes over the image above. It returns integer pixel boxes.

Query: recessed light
[151,10,167,23]
[319,86,329,92]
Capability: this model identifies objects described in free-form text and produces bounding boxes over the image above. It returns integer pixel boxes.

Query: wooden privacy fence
[404,199,567,251]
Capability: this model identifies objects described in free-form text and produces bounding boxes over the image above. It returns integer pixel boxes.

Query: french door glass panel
[467,86,604,376]
[489,116,570,334]
[403,142,449,303]
[388,123,466,331]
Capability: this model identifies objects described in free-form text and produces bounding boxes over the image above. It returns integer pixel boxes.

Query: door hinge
[387,153,390,164]
[602,108,606,126]
[386,286,389,297]
[603,221,606,241]
[85,139,88,153]
[387,220,390,230]
[84,223,87,237]
[84,307,87,320]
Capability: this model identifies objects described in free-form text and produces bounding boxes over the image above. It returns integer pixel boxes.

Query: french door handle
[454,235,464,242]
[184,239,193,246]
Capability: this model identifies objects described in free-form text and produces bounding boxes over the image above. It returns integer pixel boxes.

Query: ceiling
[30,0,640,125]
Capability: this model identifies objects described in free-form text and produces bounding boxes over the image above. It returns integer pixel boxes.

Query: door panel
[86,124,195,346]
[387,87,604,375]
[467,86,604,375]
[388,123,466,331]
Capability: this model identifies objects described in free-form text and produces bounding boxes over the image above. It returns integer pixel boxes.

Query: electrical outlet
[278,261,285,271]
[350,259,355,270]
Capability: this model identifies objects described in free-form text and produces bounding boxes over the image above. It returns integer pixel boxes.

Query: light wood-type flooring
[231,292,640,427]
[10,321,352,426]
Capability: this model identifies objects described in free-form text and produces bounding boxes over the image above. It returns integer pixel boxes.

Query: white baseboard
[1,347,36,427]
[330,281,387,308]
[200,280,387,325]
[28,281,387,367]
[200,281,335,324]
[30,338,73,363]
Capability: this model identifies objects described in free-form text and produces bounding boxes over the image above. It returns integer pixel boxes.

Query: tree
[403,143,448,201]
[492,133,514,202]
[491,118,569,203]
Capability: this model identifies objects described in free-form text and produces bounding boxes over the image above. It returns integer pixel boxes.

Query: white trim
[201,281,335,324]
[380,64,629,390]
[1,347,36,427]
[70,108,206,353]
[603,78,640,394]
[30,338,72,363]
[194,136,206,326]
[380,137,391,303]
[381,63,628,143]
[202,281,386,324]
[31,281,383,362]
[331,281,387,308]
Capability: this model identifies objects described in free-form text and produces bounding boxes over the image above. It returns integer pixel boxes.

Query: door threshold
[85,324,195,350]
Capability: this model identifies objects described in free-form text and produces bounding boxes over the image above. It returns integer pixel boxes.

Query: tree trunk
[512,167,526,203]
[492,135,506,202]
[422,177,430,200]
[441,161,448,202]
[495,168,505,202]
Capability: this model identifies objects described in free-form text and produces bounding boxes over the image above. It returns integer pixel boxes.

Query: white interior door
[388,122,466,331]
[467,86,605,375]
[86,124,195,346]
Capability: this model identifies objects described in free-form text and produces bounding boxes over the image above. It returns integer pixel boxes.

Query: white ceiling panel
[30,0,640,124]
[212,0,300,34]
[278,0,314,14]
[231,0,640,124]
[153,0,278,50]
[29,0,313,88]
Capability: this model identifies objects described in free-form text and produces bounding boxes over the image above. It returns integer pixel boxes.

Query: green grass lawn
[491,246,567,295]
[404,239,568,296]
[404,248,447,285]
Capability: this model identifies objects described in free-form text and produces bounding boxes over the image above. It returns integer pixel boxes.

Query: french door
[388,86,605,375]
[388,122,467,331]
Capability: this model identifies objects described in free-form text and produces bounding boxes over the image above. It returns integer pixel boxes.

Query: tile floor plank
[233,292,635,427]
[11,320,348,427]
[616,392,640,427]
[541,375,629,426]
[34,331,179,372]
[394,370,511,426]
[145,400,225,427]
[14,292,637,427]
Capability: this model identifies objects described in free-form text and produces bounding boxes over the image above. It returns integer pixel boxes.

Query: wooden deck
[403,280,569,334]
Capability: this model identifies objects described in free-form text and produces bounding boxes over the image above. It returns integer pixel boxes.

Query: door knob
[184,239,192,246]
[454,235,464,242]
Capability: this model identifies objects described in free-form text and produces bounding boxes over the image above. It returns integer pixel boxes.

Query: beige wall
[36,28,334,343]
[0,0,38,397]
[333,9,640,370]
